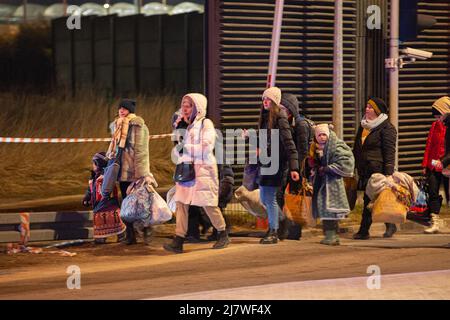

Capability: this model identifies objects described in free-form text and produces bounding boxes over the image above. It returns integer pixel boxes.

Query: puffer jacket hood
[281,93,300,118]
[182,93,207,122]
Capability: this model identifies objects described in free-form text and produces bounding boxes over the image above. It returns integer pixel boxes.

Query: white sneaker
[424,214,440,234]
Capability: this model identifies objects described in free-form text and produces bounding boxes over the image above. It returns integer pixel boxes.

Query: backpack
[295,115,315,151]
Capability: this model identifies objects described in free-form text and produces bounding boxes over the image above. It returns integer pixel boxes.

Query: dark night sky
[1,0,205,6]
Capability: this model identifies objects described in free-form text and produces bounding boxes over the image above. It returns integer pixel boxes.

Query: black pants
[323,220,338,232]
[276,169,302,240]
[119,181,132,200]
[359,193,394,235]
[187,206,227,239]
[427,170,447,214]
[186,206,203,239]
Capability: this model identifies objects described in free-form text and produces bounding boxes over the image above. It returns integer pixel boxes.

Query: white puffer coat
[174,93,219,207]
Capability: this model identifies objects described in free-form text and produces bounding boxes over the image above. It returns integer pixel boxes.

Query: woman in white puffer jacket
[163,93,229,253]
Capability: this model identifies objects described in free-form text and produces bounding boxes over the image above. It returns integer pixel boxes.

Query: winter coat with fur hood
[109,115,152,182]
[174,93,220,207]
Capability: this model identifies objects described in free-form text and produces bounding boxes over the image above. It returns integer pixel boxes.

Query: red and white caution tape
[0,134,173,144]
[148,133,174,140]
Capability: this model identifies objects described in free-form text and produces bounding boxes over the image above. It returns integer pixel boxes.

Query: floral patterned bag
[120,177,154,227]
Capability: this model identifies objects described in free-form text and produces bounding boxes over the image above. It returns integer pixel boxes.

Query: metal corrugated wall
[398,1,450,175]
[215,0,357,182]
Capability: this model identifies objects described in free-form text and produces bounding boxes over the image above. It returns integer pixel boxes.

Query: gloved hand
[318,166,329,177]
[145,174,158,188]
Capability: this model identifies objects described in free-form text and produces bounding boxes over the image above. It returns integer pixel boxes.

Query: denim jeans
[260,185,281,230]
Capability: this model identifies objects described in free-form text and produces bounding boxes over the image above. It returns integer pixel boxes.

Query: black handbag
[174,162,195,182]
[173,119,205,183]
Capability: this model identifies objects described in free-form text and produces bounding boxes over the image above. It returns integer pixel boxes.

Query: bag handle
[285,181,309,197]
[126,176,146,195]
[182,118,206,164]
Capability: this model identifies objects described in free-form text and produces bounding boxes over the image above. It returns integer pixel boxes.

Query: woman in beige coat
[164,93,229,253]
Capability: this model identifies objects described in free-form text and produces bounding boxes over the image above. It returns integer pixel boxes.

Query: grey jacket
[114,116,151,182]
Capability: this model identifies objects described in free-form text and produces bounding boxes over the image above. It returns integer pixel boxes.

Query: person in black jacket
[205,164,235,241]
[276,93,314,240]
[258,87,300,244]
[352,97,398,240]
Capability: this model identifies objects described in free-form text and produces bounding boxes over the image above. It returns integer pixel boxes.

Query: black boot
[260,229,278,244]
[125,222,137,245]
[383,223,397,238]
[278,218,289,241]
[207,228,218,241]
[213,230,230,249]
[163,235,185,254]
[354,195,372,240]
[143,226,152,245]
[353,232,370,240]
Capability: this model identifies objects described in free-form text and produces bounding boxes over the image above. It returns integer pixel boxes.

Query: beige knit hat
[432,96,450,115]
[262,86,282,106]
[314,123,330,141]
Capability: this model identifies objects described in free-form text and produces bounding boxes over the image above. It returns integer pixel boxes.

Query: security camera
[400,47,433,60]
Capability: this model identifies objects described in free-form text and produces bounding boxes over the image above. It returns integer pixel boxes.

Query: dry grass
[0,91,179,203]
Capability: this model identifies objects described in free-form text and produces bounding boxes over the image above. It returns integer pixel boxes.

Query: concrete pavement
[153,269,450,300]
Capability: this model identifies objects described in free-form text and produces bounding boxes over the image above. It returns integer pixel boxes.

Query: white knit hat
[262,87,282,106]
[314,123,330,141]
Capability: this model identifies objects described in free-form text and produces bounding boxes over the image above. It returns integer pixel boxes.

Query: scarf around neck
[361,113,388,130]
[107,113,137,157]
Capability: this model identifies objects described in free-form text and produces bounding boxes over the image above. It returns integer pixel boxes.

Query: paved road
[1,226,449,300]
[154,269,450,300]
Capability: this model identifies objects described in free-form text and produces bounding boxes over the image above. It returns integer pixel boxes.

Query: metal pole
[332,0,344,139]
[267,0,284,88]
[389,0,400,169]
[134,0,142,14]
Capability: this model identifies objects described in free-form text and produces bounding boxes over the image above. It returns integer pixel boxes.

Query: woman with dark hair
[257,87,300,244]
[352,97,398,240]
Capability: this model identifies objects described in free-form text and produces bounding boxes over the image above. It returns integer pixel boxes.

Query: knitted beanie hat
[314,123,330,141]
[263,87,282,106]
[118,99,136,114]
[432,96,450,115]
[92,152,108,169]
[367,97,388,115]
